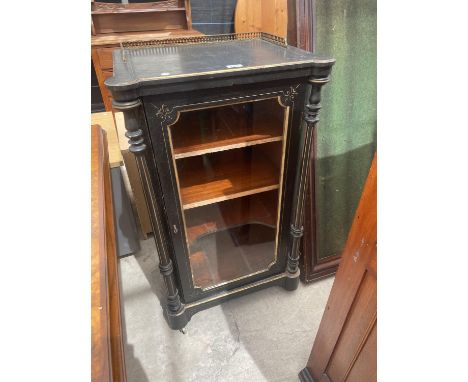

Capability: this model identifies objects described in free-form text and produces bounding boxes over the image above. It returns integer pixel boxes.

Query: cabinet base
[284,269,300,290]
[163,270,300,330]
[163,305,190,331]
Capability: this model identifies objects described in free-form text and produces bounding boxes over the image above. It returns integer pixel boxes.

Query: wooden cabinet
[104,33,334,330]
[91,1,202,112]
[299,0,377,283]
[91,125,127,382]
[299,155,376,382]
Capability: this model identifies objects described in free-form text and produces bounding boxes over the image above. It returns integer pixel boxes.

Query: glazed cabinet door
[143,87,304,302]
[168,98,289,291]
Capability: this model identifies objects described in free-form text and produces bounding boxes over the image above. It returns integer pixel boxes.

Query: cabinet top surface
[105,33,334,91]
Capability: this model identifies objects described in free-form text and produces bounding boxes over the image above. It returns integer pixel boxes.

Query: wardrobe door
[300,0,377,283]
[300,155,376,382]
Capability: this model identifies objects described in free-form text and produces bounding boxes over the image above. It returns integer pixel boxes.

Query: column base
[161,271,300,331]
[163,304,191,331]
[283,269,300,291]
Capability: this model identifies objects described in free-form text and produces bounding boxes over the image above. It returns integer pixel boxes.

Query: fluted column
[113,99,183,315]
[286,67,334,281]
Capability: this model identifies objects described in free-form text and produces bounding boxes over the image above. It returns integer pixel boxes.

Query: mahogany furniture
[299,154,376,382]
[114,112,153,238]
[91,113,140,256]
[300,0,377,283]
[91,125,127,382]
[91,112,123,169]
[297,0,340,284]
[105,32,334,330]
[91,1,202,112]
[286,0,342,283]
[287,0,315,51]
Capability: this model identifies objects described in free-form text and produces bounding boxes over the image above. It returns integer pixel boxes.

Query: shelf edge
[174,136,283,159]
[182,184,279,210]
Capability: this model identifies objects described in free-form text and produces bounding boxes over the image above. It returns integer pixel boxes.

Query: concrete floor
[119,238,334,382]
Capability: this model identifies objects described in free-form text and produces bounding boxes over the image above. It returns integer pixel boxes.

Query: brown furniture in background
[92,1,205,238]
[91,112,123,169]
[91,1,202,112]
[91,125,127,382]
[114,112,153,238]
[288,0,341,282]
[301,160,342,282]
[290,0,342,283]
[234,0,314,51]
[300,0,377,283]
[234,0,288,38]
[299,154,376,382]
[91,113,141,254]
[286,0,315,51]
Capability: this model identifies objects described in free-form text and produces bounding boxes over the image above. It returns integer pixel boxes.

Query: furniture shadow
[118,258,151,382]
[131,235,168,312]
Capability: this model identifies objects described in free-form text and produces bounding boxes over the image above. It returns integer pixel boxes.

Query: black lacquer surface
[107,33,334,330]
[106,33,333,91]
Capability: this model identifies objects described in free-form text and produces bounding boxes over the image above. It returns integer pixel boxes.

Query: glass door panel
[168,98,288,290]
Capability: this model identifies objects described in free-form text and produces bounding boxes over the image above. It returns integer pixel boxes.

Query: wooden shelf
[92,29,203,47]
[178,152,280,210]
[185,193,277,247]
[91,1,188,35]
[92,1,184,15]
[172,113,283,159]
[92,8,185,15]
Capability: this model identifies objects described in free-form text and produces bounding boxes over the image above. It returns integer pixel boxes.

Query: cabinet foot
[164,304,191,331]
[283,269,300,291]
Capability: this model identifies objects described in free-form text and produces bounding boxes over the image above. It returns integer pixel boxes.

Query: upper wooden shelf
[172,115,284,159]
[91,1,190,36]
[178,152,280,210]
[189,222,275,289]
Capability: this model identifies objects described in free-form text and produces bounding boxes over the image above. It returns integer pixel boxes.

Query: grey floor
[119,238,334,382]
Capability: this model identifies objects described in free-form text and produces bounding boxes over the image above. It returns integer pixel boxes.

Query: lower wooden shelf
[185,192,277,246]
[189,223,276,289]
[185,191,279,289]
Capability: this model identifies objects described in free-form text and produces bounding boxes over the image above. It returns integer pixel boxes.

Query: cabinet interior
[168,98,288,289]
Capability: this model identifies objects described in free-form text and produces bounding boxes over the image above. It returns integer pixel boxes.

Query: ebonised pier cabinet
[105,33,334,330]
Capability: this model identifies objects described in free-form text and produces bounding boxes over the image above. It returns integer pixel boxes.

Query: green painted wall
[315,0,377,259]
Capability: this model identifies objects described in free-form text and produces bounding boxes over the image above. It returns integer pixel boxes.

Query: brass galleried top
[120,32,287,53]
[105,32,334,92]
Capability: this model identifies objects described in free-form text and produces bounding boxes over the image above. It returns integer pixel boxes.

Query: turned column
[113,99,184,316]
[286,65,334,284]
